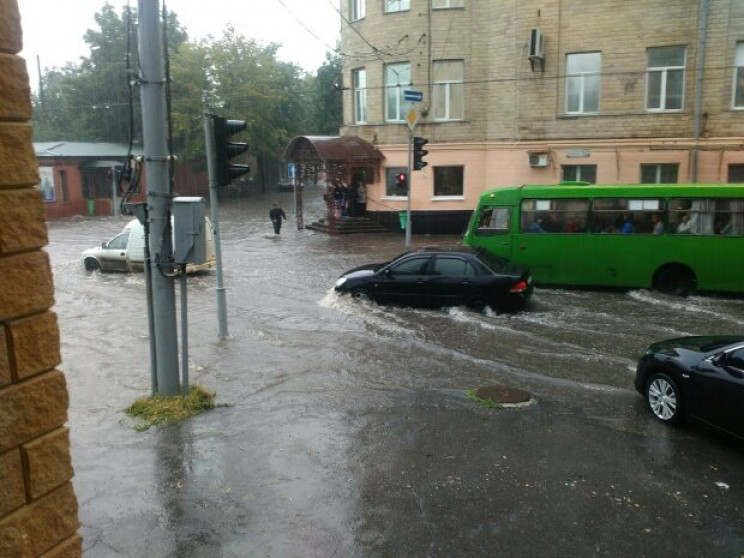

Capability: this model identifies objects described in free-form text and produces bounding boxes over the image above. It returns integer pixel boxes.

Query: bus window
[520,199,588,233]
[592,198,663,234]
[714,199,744,235]
[476,207,510,235]
[669,198,712,234]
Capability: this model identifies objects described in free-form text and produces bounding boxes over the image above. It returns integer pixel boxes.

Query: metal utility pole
[204,114,229,339]
[405,131,413,247]
[138,0,180,395]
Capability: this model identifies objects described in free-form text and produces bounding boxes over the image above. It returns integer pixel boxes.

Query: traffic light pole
[138,0,180,395]
[204,114,229,339]
[405,130,413,247]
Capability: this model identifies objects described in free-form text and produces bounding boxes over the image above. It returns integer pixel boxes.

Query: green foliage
[465,389,503,409]
[31,1,342,186]
[126,384,220,432]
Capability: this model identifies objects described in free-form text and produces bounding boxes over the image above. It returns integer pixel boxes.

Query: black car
[635,335,744,440]
[334,246,533,311]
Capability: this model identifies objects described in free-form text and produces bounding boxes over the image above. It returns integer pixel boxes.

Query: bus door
[468,206,514,260]
[517,199,591,285]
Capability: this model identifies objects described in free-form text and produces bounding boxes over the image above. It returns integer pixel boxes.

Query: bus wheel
[653,266,695,297]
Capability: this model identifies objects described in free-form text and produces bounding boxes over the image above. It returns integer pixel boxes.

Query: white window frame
[351,0,365,21]
[353,68,366,124]
[733,42,744,109]
[385,62,410,122]
[432,60,464,121]
[432,0,464,8]
[646,46,686,112]
[565,52,601,115]
[384,0,409,13]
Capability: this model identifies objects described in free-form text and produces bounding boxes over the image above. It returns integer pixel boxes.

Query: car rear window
[475,250,511,272]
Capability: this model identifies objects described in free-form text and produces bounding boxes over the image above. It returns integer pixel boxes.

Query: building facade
[339,0,744,233]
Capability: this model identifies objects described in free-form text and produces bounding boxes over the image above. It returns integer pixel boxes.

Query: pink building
[336,0,744,234]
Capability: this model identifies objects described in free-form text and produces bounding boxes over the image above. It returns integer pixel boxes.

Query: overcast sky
[17,0,341,81]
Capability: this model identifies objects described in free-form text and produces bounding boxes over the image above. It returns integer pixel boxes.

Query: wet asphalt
[46,187,744,557]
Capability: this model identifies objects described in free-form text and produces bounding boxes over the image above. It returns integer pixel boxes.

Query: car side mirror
[101,241,107,249]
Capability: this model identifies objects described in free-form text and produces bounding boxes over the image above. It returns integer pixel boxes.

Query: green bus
[463,183,744,296]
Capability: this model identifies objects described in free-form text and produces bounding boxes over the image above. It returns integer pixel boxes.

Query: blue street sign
[287,163,296,180]
[404,90,423,102]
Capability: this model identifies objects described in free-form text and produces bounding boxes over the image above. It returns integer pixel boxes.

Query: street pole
[204,113,230,339]
[405,130,413,247]
[138,0,180,395]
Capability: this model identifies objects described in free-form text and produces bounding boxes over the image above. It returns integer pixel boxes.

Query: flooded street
[47,187,744,557]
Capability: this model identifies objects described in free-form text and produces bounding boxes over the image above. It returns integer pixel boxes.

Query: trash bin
[87,199,95,216]
[398,210,408,230]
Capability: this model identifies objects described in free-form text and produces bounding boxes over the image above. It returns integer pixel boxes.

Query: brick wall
[0,0,82,556]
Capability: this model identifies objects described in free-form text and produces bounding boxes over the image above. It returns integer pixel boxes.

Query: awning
[284,135,384,184]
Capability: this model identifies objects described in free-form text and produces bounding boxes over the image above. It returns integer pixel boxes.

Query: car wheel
[653,266,695,297]
[466,295,487,311]
[645,373,683,424]
[351,288,373,303]
[84,258,101,272]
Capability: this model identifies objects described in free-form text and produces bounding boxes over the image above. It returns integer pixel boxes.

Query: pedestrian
[269,202,287,235]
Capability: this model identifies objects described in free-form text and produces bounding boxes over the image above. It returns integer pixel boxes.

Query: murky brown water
[46,186,744,557]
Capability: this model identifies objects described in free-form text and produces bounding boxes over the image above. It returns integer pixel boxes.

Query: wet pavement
[45,187,744,557]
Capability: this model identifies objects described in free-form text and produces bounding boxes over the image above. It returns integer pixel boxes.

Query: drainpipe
[691,0,709,183]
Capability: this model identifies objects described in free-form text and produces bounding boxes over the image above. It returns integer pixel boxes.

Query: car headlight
[335,277,347,288]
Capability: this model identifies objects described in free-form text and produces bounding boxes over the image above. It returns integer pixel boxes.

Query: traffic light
[395,172,408,194]
[213,115,250,186]
[413,136,429,171]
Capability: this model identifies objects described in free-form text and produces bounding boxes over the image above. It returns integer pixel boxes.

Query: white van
[82,218,215,273]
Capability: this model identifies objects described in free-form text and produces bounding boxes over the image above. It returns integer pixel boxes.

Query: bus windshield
[463,183,744,295]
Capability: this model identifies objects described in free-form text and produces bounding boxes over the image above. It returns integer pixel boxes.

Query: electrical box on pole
[213,115,250,187]
[173,197,208,265]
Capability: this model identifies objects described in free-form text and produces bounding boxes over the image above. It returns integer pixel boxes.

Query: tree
[309,49,343,136]
[33,3,188,143]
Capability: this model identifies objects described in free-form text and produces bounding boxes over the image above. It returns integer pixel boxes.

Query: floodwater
[46,186,744,557]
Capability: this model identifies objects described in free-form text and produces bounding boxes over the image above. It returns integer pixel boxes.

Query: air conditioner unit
[528,153,549,168]
[528,28,544,60]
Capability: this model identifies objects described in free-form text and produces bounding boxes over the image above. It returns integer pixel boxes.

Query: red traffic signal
[396,172,407,184]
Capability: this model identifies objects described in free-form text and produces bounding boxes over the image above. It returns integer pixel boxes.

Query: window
[562,165,597,184]
[432,0,464,8]
[592,198,663,234]
[384,0,409,12]
[432,60,464,121]
[641,164,678,184]
[669,198,744,235]
[353,69,366,124]
[646,46,685,111]
[565,52,600,114]
[434,166,464,197]
[520,199,589,234]
[432,257,476,277]
[385,63,411,122]
[385,167,408,197]
[729,164,744,183]
[350,0,365,20]
[59,170,69,202]
[390,256,430,275]
[734,42,744,108]
[477,207,511,235]
[107,232,130,250]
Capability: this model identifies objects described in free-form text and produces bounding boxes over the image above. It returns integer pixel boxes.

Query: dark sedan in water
[635,335,744,440]
[334,246,533,311]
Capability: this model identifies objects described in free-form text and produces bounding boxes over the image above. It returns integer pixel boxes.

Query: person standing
[269,202,287,234]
